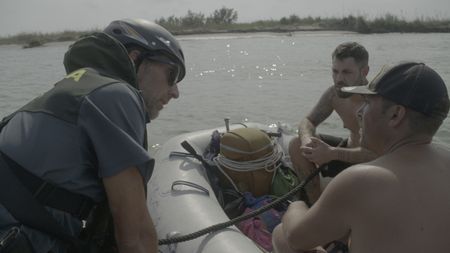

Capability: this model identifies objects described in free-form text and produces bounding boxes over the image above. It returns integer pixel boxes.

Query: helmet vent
[157,36,171,46]
[112,28,122,35]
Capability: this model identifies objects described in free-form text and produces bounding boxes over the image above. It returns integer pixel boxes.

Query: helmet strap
[134,52,147,74]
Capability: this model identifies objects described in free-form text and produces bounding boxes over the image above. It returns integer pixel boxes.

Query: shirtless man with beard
[274,61,450,253]
[289,42,377,203]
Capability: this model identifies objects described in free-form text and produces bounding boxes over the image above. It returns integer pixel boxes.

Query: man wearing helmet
[0,19,184,253]
[104,19,186,120]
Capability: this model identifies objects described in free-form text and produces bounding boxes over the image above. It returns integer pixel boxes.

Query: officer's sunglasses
[145,54,181,86]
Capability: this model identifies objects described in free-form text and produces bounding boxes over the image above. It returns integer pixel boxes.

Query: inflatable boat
[147,122,298,253]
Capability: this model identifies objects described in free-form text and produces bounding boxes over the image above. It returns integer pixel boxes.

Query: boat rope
[158,162,322,245]
[219,142,273,155]
[212,143,283,192]
[213,143,283,173]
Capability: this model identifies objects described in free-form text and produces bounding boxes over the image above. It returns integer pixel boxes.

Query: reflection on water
[1,32,449,152]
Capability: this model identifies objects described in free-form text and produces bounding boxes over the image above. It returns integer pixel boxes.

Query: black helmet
[104,18,186,83]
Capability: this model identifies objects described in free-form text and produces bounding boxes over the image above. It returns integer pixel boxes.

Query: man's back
[347,144,450,252]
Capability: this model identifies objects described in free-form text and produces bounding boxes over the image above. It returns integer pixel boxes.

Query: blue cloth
[242,192,284,233]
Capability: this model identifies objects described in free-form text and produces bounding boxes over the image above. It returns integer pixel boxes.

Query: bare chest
[333,96,363,147]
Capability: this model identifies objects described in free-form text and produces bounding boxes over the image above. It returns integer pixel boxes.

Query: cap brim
[341,86,377,95]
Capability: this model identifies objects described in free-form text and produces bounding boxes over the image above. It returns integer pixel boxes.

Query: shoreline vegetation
[2,7,449,48]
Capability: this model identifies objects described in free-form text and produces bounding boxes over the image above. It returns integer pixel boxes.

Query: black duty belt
[0,152,95,220]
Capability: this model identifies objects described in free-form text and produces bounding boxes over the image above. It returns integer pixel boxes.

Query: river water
[1,31,449,153]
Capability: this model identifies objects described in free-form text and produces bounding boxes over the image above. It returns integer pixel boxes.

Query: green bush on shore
[1,9,449,46]
[0,30,98,46]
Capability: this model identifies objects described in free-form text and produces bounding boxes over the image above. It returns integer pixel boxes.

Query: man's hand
[300,137,336,166]
[300,135,313,148]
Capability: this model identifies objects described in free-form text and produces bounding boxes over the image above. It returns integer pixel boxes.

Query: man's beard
[336,75,366,98]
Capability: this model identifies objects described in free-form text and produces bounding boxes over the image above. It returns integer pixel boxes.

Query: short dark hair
[381,96,449,136]
[332,42,369,67]
[407,97,449,135]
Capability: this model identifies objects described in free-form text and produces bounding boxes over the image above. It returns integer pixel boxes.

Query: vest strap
[1,153,95,220]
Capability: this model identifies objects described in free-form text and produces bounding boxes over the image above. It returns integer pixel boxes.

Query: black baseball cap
[342,62,449,118]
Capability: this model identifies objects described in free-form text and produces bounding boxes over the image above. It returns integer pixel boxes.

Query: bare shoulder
[432,143,450,159]
[318,163,397,206]
[306,87,336,125]
[322,86,337,103]
[295,163,395,242]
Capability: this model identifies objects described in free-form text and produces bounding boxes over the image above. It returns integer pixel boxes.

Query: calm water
[1,31,449,152]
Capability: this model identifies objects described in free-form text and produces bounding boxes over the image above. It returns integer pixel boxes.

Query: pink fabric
[237,193,286,251]
[237,214,273,251]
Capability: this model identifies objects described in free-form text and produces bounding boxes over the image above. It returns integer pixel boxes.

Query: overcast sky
[1,0,449,37]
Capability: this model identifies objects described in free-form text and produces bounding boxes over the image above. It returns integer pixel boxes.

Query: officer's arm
[103,166,157,253]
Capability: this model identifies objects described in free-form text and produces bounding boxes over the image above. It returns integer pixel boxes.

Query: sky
[1,0,449,37]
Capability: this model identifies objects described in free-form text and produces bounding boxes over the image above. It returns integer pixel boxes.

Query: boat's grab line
[171,180,210,196]
[158,140,321,245]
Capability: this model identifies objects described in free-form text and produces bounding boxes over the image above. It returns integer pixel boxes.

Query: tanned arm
[292,87,337,203]
[298,87,335,143]
[103,167,157,253]
[298,88,377,166]
[301,137,378,166]
[333,146,377,164]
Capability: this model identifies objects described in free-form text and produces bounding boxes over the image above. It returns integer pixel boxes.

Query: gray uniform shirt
[0,83,153,253]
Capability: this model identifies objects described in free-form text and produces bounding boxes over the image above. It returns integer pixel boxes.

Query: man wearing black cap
[273,62,450,253]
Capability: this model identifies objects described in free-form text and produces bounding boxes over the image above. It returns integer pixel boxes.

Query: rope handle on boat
[169,151,196,159]
[158,140,322,245]
[158,167,321,245]
[171,180,210,196]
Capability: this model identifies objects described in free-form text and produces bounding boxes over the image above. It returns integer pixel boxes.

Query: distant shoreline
[2,15,449,48]
[9,29,360,49]
[0,26,334,48]
[170,25,325,36]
